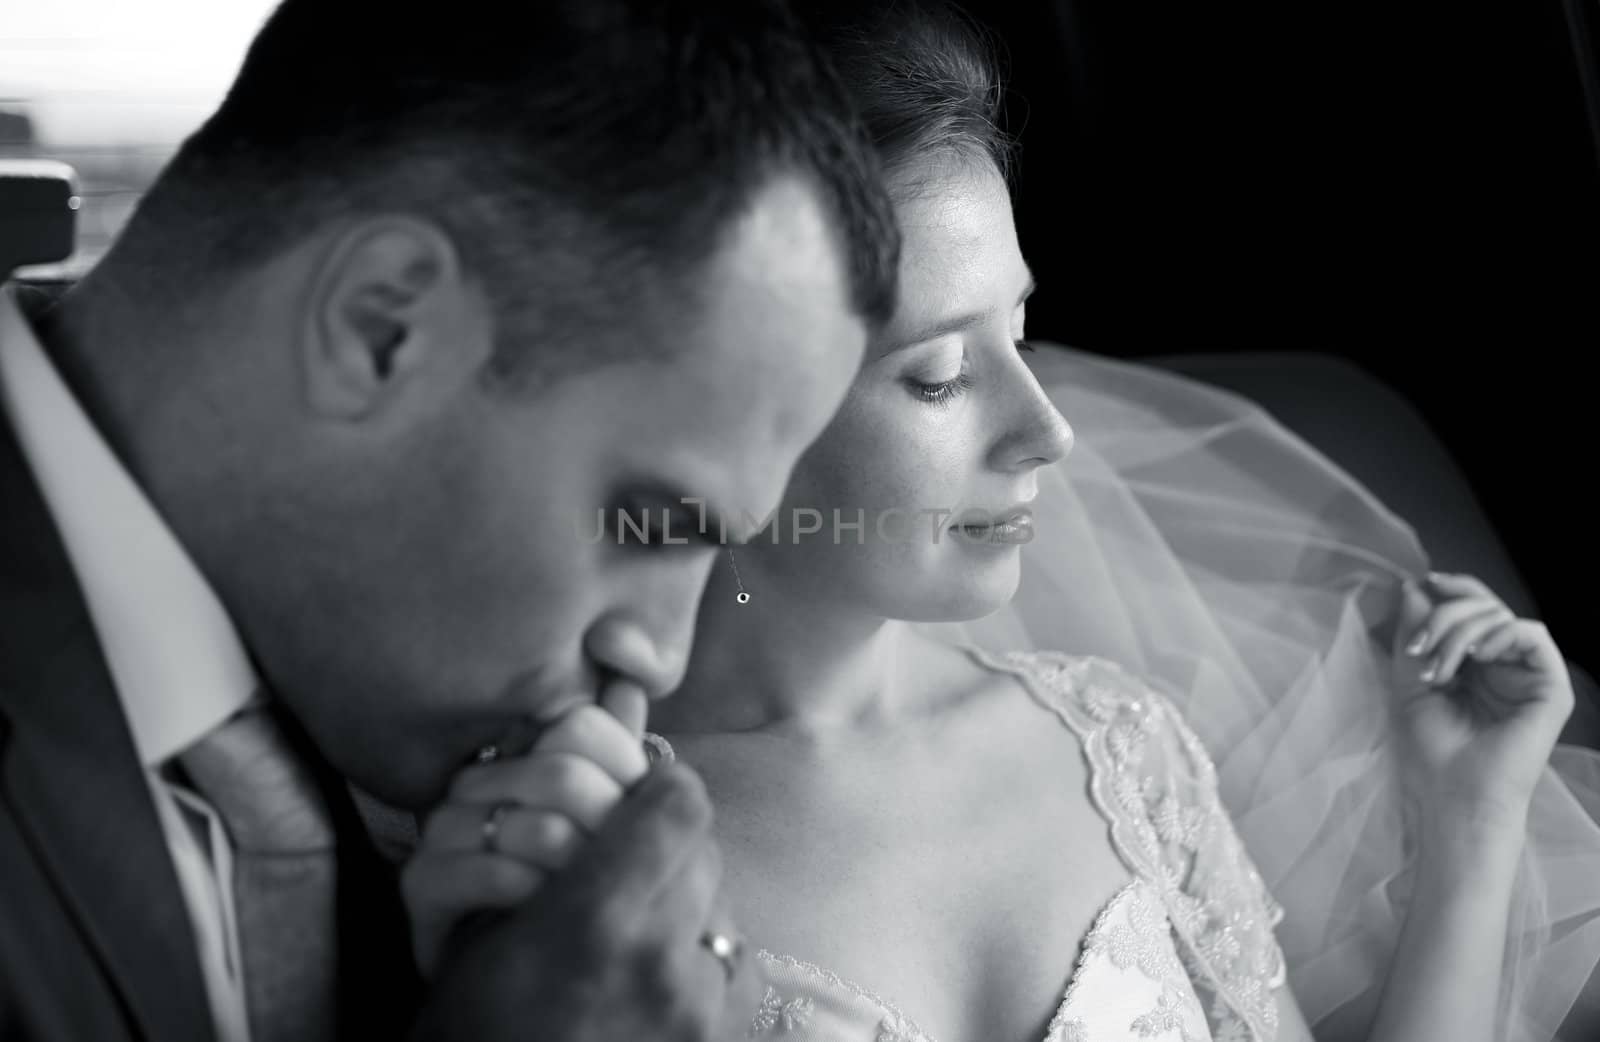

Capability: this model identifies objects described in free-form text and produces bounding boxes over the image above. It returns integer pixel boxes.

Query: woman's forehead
[882,166,1028,344]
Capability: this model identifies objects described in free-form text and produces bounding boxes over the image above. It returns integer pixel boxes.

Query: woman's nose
[1023,404,1074,467]
[995,374,1074,472]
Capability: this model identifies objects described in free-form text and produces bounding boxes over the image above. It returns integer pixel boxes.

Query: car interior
[2,0,1596,746]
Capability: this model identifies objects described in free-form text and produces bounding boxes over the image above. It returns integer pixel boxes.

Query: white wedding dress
[743,650,1286,1042]
[924,346,1600,1042]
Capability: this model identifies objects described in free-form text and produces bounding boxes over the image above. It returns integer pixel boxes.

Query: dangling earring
[728,547,750,604]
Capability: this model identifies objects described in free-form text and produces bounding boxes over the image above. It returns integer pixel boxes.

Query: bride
[401,2,1600,1039]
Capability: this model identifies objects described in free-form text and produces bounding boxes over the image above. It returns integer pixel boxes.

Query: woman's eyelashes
[905,340,1033,407]
[909,370,976,407]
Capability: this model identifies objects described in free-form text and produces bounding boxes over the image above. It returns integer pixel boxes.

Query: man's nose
[584,605,697,702]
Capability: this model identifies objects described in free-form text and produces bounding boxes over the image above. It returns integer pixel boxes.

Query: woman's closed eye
[908,370,976,407]
[905,340,1034,407]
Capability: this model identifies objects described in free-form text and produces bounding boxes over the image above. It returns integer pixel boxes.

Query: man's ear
[302,216,487,420]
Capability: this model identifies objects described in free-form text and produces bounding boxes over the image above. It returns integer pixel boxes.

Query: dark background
[968,0,1599,666]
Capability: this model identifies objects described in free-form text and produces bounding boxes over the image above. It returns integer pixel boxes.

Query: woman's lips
[954,509,1034,545]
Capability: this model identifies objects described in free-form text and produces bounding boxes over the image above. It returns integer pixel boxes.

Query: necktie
[179,704,338,1042]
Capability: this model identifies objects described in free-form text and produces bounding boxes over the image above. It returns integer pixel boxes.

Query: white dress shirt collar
[0,286,257,765]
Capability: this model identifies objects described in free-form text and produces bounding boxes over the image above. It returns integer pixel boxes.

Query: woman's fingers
[537,704,649,787]
[600,679,651,743]
[449,751,625,832]
[1424,571,1495,600]
[1425,603,1516,684]
[1469,617,1524,664]
[422,801,586,870]
[1487,619,1569,685]
[1407,594,1507,659]
[1403,573,1567,688]
[1433,613,1572,718]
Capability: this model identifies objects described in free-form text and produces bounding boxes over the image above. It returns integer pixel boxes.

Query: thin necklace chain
[728,547,750,603]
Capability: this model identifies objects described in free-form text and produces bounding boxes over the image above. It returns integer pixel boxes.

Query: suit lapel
[0,390,216,1042]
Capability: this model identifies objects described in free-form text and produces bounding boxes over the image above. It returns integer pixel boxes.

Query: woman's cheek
[801,388,979,519]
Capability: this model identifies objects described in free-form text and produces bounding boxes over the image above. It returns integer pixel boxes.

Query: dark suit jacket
[0,306,420,1039]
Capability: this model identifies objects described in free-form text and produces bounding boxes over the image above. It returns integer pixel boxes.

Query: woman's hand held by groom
[404,704,650,973]
[404,696,763,1041]
[407,760,760,1041]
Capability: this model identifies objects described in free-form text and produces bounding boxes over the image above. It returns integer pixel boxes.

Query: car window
[0,1,276,278]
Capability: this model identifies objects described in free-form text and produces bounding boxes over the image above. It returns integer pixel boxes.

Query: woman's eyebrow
[880,270,1036,356]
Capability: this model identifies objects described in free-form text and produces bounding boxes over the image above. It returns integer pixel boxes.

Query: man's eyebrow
[879,269,1037,355]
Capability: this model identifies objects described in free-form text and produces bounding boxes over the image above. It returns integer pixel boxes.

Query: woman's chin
[893,556,1022,623]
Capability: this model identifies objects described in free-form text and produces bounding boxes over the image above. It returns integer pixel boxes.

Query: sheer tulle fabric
[920,345,1600,1041]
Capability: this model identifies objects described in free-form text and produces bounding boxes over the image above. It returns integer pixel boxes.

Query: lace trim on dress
[975,648,1285,1042]
[740,647,1285,1042]
[750,985,817,1035]
[1048,878,1144,1040]
[1051,879,1210,1042]
[757,950,940,1042]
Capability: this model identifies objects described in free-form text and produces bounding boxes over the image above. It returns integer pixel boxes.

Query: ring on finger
[481,800,517,854]
[699,930,744,983]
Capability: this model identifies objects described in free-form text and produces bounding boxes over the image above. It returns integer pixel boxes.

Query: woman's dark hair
[801,0,1014,193]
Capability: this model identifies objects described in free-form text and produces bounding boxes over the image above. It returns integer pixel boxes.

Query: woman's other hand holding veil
[1392,572,1576,835]
[1352,573,1577,1042]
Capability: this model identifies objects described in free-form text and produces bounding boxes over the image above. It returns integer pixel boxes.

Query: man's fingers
[537,763,714,934]
[537,703,649,786]
[647,832,724,945]
[448,752,625,832]
[527,765,728,1029]
[403,852,544,912]
[659,891,754,1042]
[402,852,543,975]
[422,802,585,870]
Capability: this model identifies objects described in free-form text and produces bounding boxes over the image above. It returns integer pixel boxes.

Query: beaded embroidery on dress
[746,649,1287,1042]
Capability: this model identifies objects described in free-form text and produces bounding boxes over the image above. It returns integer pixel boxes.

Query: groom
[0,1,897,1040]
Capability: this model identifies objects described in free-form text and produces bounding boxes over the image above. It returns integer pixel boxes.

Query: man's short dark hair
[117,0,900,382]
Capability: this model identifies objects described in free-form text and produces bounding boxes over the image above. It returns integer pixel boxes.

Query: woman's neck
[652,568,936,741]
